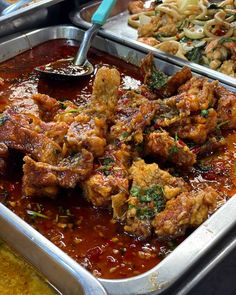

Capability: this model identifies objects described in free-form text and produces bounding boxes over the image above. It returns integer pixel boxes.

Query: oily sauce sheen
[0,40,235,279]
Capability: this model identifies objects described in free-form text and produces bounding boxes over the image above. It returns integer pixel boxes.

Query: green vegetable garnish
[216,120,229,129]
[102,157,114,165]
[201,109,209,118]
[119,131,129,140]
[207,3,222,9]
[219,37,236,45]
[130,185,165,219]
[0,114,9,126]
[169,145,179,155]
[149,68,168,91]
[26,210,49,219]
[59,101,67,110]
[186,46,203,64]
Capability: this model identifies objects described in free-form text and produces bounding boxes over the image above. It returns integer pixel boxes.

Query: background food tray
[70,0,236,89]
[0,25,235,295]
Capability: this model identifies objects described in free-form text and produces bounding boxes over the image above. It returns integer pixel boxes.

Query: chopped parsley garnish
[119,131,129,141]
[149,68,168,91]
[174,132,178,142]
[169,145,179,155]
[102,157,114,166]
[59,101,67,110]
[201,109,209,118]
[130,185,165,219]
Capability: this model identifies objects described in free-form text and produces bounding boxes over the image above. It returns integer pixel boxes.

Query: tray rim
[0,0,64,23]
[0,25,235,295]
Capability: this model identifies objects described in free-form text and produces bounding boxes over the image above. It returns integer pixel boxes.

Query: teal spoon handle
[91,0,117,25]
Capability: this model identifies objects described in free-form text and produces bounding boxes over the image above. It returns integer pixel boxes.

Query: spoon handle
[92,0,117,25]
[74,0,117,66]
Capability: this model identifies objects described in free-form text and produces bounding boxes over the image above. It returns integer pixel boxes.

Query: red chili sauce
[0,40,235,279]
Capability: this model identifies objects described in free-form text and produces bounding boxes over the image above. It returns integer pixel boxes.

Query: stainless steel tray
[0,25,235,295]
[70,1,236,89]
[0,0,65,38]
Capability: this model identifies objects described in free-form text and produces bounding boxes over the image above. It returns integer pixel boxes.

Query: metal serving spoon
[35,0,116,78]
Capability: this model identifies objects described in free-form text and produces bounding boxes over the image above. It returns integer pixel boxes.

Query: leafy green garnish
[149,68,168,91]
[179,36,191,43]
[59,101,67,110]
[216,120,229,129]
[0,114,9,126]
[130,185,165,219]
[26,210,49,219]
[174,132,178,142]
[66,109,81,114]
[186,46,204,64]
[119,131,129,140]
[201,109,209,118]
[169,145,179,155]
[207,3,221,9]
[130,186,141,197]
[102,157,114,166]
[219,37,236,45]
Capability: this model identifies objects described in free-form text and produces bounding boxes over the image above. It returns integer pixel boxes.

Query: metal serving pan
[70,0,236,89]
[0,0,65,38]
[0,25,235,295]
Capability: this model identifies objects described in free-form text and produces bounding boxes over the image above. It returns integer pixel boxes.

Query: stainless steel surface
[70,0,236,89]
[0,204,107,295]
[1,0,32,15]
[0,0,65,38]
[0,25,235,295]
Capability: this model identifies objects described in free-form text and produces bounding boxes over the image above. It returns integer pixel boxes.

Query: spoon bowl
[35,0,116,79]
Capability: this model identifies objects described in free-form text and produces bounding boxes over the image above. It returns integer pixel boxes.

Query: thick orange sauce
[0,40,235,279]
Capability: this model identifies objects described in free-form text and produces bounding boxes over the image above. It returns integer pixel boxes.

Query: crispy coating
[23,150,93,197]
[124,159,189,238]
[110,90,158,143]
[65,113,107,157]
[140,53,192,98]
[145,130,196,166]
[216,85,236,129]
[152,187,218,238]
[90,66,120,118]
[170,109,218,144]
[82,144,130,209]
[171,77,218,114]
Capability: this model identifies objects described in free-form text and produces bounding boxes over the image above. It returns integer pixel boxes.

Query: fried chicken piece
[128,0,152,14]
[152,186,218,238]
[215,85,236,129]
[140,53,192,98]
[169,77,218,115]
[32,93,61,121]
[169,109,218,144]
[89,66,120,118]
[23,150,93,197]
[0,112,61,164]
[194,136,226,156]
[0,143,8,175]
[124,159,189,238]
[82,144,130,210]
[65,113,107,157]
[145,130,196,166]
[110,90,158,143]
